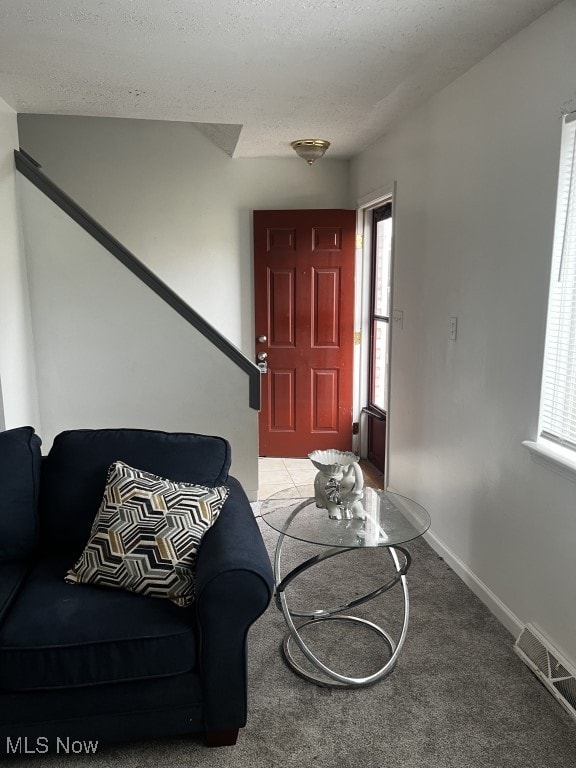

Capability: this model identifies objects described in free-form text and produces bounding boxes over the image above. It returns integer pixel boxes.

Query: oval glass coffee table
[261,487,431,688]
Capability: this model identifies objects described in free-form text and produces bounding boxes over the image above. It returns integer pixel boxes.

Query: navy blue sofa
[0,427,273,753]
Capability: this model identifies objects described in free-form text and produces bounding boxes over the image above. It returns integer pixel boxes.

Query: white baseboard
[423,528,524,639]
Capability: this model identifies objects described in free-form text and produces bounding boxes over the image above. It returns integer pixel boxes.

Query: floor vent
[514,624,576,721]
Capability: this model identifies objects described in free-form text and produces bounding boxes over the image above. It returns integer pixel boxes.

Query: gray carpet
[9,518,576,767]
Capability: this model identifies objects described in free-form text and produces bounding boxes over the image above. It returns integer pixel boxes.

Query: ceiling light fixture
[291,139,331,165]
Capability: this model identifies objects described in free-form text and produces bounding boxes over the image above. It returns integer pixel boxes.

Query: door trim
[355,182,397,489]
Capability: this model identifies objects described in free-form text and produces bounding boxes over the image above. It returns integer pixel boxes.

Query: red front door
[254,209,356,457]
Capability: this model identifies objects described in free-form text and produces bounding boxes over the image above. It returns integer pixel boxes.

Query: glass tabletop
[260,487,431,548]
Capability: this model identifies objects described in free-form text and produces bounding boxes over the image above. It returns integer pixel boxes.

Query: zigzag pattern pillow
[65,460,229,606]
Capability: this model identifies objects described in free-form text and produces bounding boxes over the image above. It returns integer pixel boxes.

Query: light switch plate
[450,316,458,340]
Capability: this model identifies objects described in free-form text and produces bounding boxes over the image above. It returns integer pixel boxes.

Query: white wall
[16,114,349,492]
[17,115,351,356]
[351,0,576,666]
[0,97,39,429]
[18,175,259,498]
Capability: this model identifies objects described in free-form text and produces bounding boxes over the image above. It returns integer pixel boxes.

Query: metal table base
[274,535,412,689]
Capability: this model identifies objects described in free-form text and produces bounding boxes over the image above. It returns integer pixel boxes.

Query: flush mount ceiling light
[291,139,331,165]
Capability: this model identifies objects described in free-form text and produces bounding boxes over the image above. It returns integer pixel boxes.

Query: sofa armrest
[194,476,273,732]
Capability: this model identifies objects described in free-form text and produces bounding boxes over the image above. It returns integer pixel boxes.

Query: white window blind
[539,112,576,450]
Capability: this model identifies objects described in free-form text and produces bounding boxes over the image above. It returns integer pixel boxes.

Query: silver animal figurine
[315,462,365,520]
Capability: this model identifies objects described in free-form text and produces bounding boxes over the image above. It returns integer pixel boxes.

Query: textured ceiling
[0,0,562,159]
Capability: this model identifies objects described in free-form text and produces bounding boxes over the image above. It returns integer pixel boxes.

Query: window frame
[367,202,393,417]
[525,111,576,482]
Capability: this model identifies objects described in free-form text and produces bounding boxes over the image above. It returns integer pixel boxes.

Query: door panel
[367,413,387,471]
[270,370,295,430]
[254,209,356,457]
[313,268,340,346]
[312,369,339,431]
[270,270,295,345]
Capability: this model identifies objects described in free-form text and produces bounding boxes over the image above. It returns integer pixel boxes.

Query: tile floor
[253,457,383,516]
[256,456,383,501]
[257,457,317,501]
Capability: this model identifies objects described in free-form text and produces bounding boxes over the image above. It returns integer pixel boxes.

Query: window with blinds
[539,112,576,451]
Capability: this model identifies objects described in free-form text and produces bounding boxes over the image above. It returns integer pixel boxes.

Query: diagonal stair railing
[15,149,260,410]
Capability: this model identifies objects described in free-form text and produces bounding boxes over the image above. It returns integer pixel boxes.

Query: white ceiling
[0,0,562,159]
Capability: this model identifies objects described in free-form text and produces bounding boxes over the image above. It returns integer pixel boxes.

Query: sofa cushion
[0,426,41,561]
[0,557,197,691]
[0,560,31,624]
[66,461,229,607]
[39,428,231,557]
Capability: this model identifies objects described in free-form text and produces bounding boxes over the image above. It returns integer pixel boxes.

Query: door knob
[257,351,268,361]
[257,335,267,343]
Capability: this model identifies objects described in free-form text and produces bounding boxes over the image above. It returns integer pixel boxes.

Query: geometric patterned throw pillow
[65,460,229,607]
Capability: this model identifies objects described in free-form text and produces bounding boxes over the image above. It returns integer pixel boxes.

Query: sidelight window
[369,203,393,414]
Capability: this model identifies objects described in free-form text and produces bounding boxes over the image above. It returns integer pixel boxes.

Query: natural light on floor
[257,457,316,500]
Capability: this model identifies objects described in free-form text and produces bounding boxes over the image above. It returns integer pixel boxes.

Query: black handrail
[15,149,260,410]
